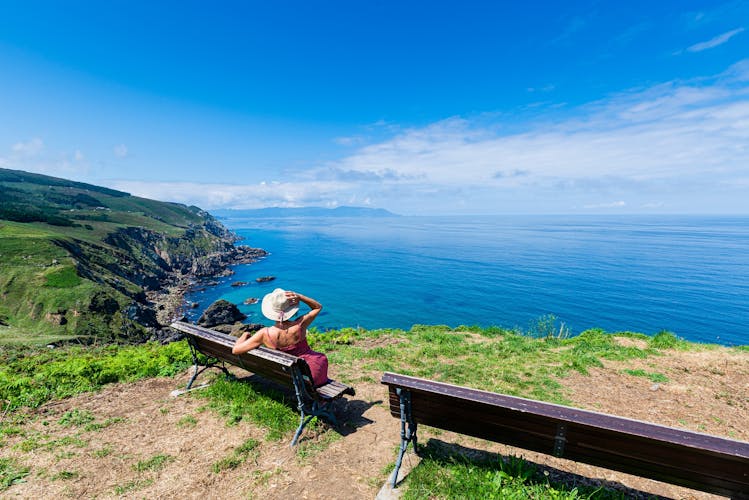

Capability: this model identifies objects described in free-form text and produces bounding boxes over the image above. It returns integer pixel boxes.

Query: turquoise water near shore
[185,215,749,346]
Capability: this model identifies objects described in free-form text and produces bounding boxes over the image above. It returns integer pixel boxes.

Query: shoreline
[148,244,268,337]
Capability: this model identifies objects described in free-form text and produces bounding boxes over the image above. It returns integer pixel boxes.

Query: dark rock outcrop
[198,299,247,328]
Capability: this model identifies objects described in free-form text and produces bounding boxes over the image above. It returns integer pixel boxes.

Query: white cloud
[12,137,44,156]
[686,28,745,52]
[216,60,742,214]
[111,60,749,215]
[113,144,129,158]
[108,179,360,210]
[583,201,626,209]
[2,138,90,178]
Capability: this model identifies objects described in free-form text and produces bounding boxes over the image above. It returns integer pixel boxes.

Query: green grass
[402,442,627,500]
[211,438,259,473]
[0,458,31,491]
[50,470,79,481]
[0,341,192,411]
[195,377,298,440]
[133,454,175,472]
[58,409,95,428]
[623,369,669,383]
[93,445,114,458]
[44,266,81,288]
[309,325,664,404]
[114,478,154,495]
[177,415,198,428]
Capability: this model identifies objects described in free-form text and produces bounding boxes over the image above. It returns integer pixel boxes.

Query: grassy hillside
[0,168,254,345]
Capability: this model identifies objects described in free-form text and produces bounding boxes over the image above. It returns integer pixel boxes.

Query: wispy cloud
[551,15,588,45]
[686,27,745,52]
[583,201,626,209]
[111,60,749,215]
[1,138,90,178]
[107,179,369,210]
[12,137,44,156]
[310,60,749,213]
[113,144,129,158]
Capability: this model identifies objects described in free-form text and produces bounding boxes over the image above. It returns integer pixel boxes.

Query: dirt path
[2,344,748,499]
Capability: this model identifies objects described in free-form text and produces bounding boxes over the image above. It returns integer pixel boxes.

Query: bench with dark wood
[170,321,355,446]
[382,372,749,498]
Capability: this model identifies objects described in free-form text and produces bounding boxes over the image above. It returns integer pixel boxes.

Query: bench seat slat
[317,380,356,399]
[383,372,749,498]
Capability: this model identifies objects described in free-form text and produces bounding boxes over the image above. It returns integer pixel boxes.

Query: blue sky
[1,1,748,215]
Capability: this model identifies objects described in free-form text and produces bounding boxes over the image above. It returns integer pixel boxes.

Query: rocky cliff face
[0,168,264,344]
[51,220,266,343]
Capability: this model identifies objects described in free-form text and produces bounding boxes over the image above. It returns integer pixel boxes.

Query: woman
[232,288,329,387]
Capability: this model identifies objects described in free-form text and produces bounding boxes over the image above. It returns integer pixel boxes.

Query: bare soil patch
[2,346,748,499]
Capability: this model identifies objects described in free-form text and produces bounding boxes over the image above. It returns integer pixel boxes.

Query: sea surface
[185,215,749,346]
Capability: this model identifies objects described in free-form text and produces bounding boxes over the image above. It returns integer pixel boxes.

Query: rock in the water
[231,281,248,287]
[198,299,247,327]
[243,297,259,305]
[255,276,275,283]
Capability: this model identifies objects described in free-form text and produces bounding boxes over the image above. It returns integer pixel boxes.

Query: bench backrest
[382,372,749,498]
[171,321,315,391]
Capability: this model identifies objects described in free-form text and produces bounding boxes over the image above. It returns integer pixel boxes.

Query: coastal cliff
[0,167,264,344]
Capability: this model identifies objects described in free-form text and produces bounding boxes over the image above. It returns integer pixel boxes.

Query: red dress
[264,327,329,387]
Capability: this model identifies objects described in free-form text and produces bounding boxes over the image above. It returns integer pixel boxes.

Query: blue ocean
[185,215,749,347]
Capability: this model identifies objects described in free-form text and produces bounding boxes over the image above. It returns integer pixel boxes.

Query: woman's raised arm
[232,329,265,354]
[288,291,322,328]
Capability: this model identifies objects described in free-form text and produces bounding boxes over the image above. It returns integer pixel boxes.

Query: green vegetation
[57,408,125,431]
[0,458,31,491]
[177,415,198,428]
[57,409,95,428]
[402,443,624,500]
[0,341,192,411]
[212,438,259,473]
[307,325,674,404]
[623,369,669,383]
[50,470,79,481]
[0,322,744,498]
[195,377,299,440]
[133,454,175,472]
[0,167,240,344]
[114,478,154,495]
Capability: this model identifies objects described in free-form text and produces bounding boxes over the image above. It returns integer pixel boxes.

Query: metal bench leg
[185,340,201,390]
[289,369,340,447]
[392,388,417,488]
[291,412,316,447]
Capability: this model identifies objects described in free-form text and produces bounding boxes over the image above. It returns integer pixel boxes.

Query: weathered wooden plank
[382,372,749,499]
[317,380,356,399]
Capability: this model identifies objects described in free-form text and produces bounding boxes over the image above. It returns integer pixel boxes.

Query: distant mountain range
[212,206,399,218]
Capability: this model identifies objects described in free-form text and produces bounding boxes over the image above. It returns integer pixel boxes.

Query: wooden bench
[170,321,355,446]
[382,372,749,499]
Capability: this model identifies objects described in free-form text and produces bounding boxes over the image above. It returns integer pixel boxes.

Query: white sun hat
[261,288,299,321]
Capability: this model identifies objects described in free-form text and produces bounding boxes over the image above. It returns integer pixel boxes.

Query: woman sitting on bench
[232,288,329,387]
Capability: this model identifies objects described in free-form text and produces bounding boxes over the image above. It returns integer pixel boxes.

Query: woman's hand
[285,291,299,305]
